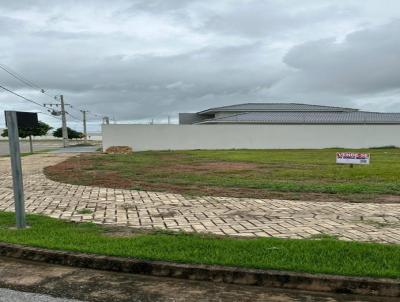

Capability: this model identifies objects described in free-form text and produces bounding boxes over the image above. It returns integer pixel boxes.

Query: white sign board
[336,152,370,165]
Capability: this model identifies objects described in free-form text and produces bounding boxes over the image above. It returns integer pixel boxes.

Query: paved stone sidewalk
[0,154,400,244]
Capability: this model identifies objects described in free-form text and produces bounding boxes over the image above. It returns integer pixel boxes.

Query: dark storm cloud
[1,0,400,129]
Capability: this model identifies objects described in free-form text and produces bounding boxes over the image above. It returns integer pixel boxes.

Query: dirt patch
[44,155,132,188]
[375,195,400,203]
[46,158,92,171]
[105,146,133,154]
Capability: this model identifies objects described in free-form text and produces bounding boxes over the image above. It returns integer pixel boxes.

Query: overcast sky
[1,0,400,131]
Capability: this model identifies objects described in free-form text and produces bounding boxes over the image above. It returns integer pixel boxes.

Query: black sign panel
[5,111,39,128]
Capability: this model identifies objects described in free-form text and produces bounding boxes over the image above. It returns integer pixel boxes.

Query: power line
[0,63,41,90]
[67,104,103,122]
[43,102,82,123]
[68,104,102,120]
[0,83,61,121]
[0,83,87,124]
[38,110,62,121]
[0,84,44,107]
[0,63,55,99]
[0,63,109,123]
[66,112,82,122]
[88,112,104,118]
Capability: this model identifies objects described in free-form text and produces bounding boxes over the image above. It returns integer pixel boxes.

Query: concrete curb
[0,242,399,297]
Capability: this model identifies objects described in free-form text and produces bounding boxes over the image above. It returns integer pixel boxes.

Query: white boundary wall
[102,124,400,151]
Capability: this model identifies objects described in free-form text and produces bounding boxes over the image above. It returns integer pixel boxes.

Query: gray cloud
[124,0,195,13]
[0,16,25,35]
[201,1,355,38]
[278,20,400,96]
[1,0,400,130]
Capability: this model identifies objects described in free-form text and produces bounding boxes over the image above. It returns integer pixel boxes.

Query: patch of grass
[0,213,399,278]
[44,149,400,202]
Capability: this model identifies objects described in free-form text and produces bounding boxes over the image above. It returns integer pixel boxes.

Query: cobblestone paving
[1,154,400,244]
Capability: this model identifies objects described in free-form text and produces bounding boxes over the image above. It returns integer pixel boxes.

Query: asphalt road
[0,141,100,155]
[0,257,394,302]
[0,140,63,155]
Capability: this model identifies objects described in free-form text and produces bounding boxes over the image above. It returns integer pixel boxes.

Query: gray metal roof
[199,111,400,124]
[197,103,358,115]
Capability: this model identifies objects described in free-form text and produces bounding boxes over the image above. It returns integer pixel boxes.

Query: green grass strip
[0,212,399,279]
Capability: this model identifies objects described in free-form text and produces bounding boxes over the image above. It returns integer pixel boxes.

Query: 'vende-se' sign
[336,152,370,165]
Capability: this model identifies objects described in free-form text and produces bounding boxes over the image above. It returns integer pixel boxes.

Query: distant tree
[1,121,52,153]
[53,127,83,139]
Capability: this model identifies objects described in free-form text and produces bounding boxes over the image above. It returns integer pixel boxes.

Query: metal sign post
[5,111,38,228]
[5,111,26,228]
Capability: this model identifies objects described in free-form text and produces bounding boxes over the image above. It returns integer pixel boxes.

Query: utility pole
[81,110,88,144]
[60,95,68,148]
[44,96,70,148]
[102,116,110,125]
